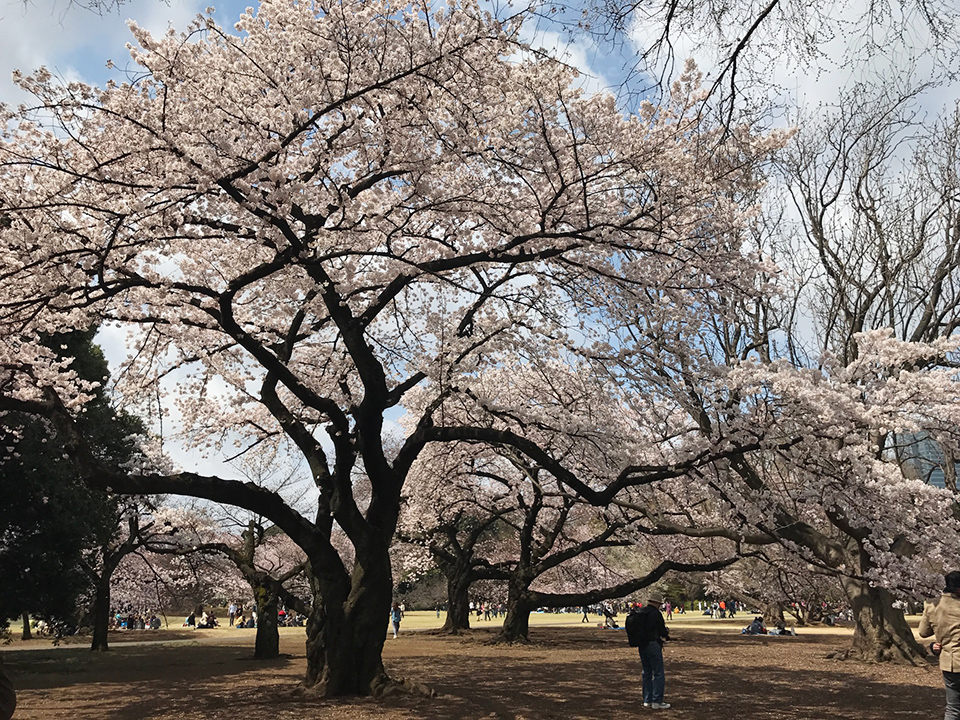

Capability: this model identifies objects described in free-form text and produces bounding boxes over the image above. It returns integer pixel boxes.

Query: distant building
[894,433,947,489]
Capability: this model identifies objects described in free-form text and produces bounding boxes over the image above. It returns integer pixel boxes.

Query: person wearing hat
[629,593,672,710]
[920,570,960,720]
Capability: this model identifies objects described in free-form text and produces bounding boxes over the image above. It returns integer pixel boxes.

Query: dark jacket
[0,655,16,720]
[627,606,670,647]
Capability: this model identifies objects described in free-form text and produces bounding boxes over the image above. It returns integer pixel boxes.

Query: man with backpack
[626,593,672,710]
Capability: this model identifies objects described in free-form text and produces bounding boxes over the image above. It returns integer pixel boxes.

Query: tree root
[372,675,436,699]
[488,634,531,646]
[426,626,473,637]
[292,675,434,699]
[825,646,931,666]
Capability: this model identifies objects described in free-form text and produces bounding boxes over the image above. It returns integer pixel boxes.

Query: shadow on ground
[2,626,944,719]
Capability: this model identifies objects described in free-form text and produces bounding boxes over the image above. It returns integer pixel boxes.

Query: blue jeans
[639,640,665,704]
[945,671,960,720]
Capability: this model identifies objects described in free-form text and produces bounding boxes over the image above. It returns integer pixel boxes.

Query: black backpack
[625,611,647,647]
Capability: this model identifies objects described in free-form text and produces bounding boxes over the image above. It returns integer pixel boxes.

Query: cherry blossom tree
[82,496,184,651]
[193,521,310,659]
[557,90,960,659]
[399,374,741,642]
[111,512,248,619]
[483,457,735,642]
[0,0,787,695]
[397,443,516,633]
[140,505,310,658]
[662,331,960,661]
[709,89,960,661]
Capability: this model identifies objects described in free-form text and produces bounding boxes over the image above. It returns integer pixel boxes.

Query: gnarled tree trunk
[90,574,112,652]
[439,562,472,634]
[761,603,785,626]
[304,544,394,695]
[499,578,533,642]
[253,580,280,660]
[839,576,925,663]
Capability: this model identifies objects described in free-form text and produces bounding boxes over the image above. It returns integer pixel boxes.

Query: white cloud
[627,0,959,117]
[518,26,615,98]
[0,0,214,108]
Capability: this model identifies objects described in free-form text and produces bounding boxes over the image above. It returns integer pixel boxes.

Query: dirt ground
[1,614,946,720]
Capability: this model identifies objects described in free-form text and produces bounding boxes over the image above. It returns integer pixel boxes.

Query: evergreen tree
[0,330,144,637]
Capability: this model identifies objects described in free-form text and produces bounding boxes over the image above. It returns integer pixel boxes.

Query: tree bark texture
[303,545,393,695]
[20,614,30,641]
[90,574,112,652]
[840,576,925,663]
[439,563,472,634]
[253,582,280,660]
[499,579,533,642]
[761,603,786,625]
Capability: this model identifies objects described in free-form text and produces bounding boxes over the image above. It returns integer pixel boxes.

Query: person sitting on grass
[768,621,795,636]
[602,602,619,629]
[197,611,219,629]
[742,617,767,635]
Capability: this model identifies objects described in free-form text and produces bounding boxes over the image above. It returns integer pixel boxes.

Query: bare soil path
[2,613,944,719]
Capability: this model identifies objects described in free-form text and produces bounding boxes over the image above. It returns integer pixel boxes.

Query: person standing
[920,571,960,720]
[228,601,237,627]
[390,601,403,639]
[628,593,671,710]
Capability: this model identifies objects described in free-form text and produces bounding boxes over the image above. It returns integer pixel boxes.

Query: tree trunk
[761,603,785,625]
[20,614,31,641]
[253,581,280,660]
[90,574,112,652]
[498,581,532,642]
[840,575,925,663]
[303,545,394,696]
[439,563,472,634]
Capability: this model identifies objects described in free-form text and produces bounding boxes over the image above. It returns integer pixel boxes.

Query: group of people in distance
[112,612,162,630]
[740,616,795,636]
[182,608,219,629]
[179,602,305,630]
